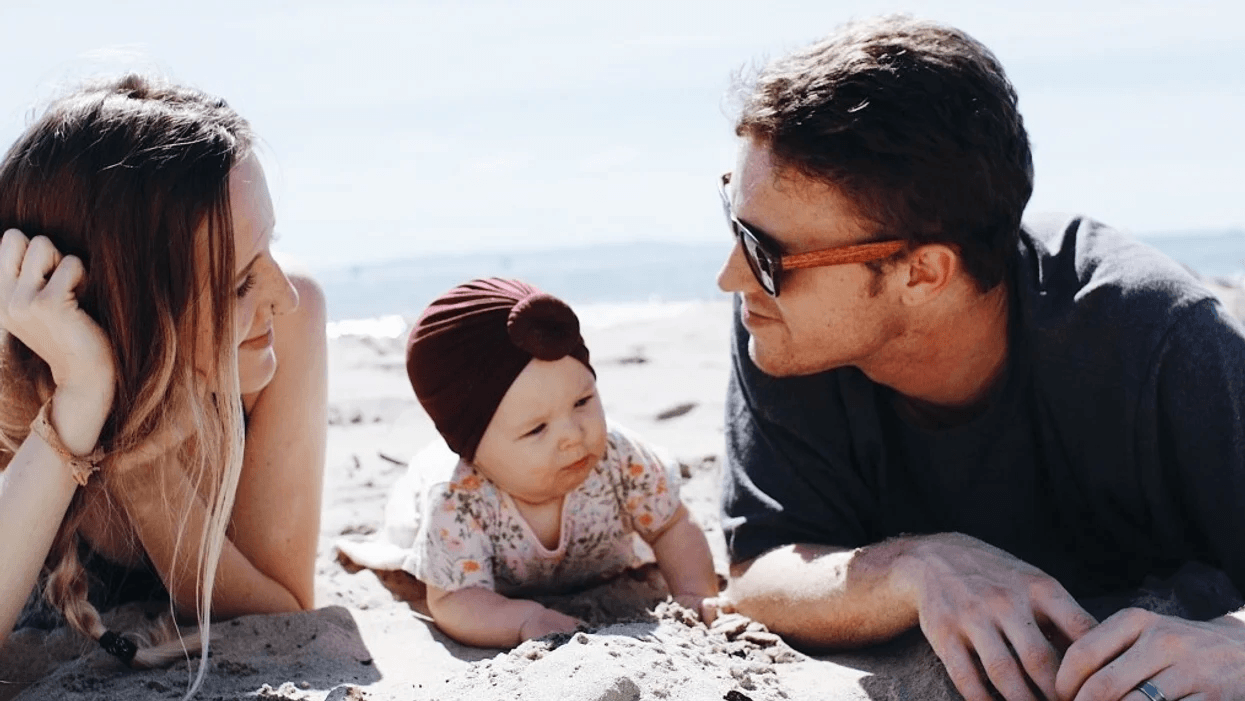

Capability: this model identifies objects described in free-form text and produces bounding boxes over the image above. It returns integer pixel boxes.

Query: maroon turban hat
[405,278,594,461]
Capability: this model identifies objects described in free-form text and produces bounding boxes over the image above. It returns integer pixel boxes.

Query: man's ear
[900,244,958,305]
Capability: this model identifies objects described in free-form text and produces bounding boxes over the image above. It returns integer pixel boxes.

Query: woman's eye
[236,272,257,299]
[523,423,546,438]
[574,394,594,408]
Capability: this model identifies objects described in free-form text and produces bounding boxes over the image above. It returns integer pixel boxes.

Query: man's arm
[728,534,1097,701]
[727,541,915,648]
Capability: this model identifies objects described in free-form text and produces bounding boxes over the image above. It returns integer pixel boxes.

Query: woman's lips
[240,327,274,351]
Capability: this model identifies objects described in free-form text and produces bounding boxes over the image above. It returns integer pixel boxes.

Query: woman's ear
[900,244,958,306]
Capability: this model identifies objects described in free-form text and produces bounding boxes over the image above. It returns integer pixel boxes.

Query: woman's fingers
[0,229,29,280]
[12,235,62,307]
[41,254,86,302]
[0,230,31,316]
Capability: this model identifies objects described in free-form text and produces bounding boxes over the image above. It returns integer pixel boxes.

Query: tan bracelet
[29,399,105,487]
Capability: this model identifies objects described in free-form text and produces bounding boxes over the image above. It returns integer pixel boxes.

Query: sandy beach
[8,282,1244,700]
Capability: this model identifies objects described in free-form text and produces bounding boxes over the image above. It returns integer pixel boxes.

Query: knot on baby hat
[507,293,582,360]
[405,278,593,461]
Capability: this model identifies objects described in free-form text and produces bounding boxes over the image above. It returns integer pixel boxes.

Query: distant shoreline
[312,231,1245,322]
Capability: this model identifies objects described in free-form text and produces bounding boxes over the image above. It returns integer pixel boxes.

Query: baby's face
[472,356,607,507]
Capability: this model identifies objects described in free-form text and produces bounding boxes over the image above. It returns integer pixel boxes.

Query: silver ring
[1136,681,1167,701]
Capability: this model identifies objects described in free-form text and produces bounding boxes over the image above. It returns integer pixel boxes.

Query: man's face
[715,140,907,377]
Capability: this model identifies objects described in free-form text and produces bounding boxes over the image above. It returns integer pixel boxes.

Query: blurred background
[1,0,1242,321]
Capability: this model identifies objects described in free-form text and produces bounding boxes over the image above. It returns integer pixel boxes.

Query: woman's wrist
[49,380,114,455]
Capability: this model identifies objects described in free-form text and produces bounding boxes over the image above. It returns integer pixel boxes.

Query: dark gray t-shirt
[722,214,1245,613]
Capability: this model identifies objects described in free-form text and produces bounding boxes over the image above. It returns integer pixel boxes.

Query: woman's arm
[230,273,327,610]
[426,584,581,648]
[0,393,108,640]
[0,231,116,643]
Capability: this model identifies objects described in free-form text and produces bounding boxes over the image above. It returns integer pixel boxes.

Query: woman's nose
[267,260,299,316]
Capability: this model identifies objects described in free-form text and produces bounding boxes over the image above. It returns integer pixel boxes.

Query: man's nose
[717,240,756,294]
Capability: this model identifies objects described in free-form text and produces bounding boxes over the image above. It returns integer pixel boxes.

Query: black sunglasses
[718,172,905,296]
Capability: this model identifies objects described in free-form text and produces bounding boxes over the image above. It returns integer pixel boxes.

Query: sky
[0,0,1242,270]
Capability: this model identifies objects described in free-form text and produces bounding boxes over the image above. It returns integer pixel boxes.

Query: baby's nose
[557,418,586,450]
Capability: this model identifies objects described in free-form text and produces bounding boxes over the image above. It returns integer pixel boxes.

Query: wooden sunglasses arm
[782,240,906,270]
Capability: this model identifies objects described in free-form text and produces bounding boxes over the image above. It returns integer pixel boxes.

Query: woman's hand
[0,229,114,451]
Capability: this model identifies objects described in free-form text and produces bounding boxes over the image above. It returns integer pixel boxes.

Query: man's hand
[896,533,1098,701]
[1056,608,1245,701]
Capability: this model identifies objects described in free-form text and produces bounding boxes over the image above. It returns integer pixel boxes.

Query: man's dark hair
[735,15,1033,291]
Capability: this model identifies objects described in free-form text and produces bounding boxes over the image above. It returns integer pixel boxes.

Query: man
[717,15,1245,701]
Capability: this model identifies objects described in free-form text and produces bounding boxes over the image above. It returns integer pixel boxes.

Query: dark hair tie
[507,293,581,361]
[99,630,138,665]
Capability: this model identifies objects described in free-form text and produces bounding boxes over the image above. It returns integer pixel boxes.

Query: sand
[8,285,1244,700]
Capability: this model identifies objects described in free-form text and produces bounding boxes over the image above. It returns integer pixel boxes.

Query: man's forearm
[726,538,921,649]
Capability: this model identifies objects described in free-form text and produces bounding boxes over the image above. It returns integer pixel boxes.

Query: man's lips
[741,303,778,325]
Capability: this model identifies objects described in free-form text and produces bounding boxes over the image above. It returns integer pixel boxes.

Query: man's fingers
[1066,642,1167,701]
[969,627,1041,701]
[1056,608,1148,701]
[999,618,1060,701]
[930,634,998,701]
[1033,581,1097,644]
[1124,668,1182,701]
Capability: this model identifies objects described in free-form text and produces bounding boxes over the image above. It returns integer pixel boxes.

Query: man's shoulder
[1019,213,1214,324]
[1016,213,1226,377]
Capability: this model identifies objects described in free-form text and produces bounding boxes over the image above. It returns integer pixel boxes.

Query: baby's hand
[518,605,582,642]
[675,594,735,625]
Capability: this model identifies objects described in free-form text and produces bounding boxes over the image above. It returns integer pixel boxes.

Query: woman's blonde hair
[0,74,251,695]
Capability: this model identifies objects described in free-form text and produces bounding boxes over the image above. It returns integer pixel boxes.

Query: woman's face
[228,154,298,395]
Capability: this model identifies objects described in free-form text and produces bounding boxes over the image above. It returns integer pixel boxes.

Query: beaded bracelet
[28,399,105,486]
[99,630,138,665]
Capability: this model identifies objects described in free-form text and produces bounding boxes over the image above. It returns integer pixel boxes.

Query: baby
[382,278,718,647]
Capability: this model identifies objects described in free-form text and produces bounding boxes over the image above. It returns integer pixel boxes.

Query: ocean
[316,230,1245,332]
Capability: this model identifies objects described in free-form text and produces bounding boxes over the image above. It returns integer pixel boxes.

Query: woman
[0,74,326,691]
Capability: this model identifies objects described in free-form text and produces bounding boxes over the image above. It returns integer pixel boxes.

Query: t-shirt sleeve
[408,481,496,592]
[610,428,683,540]
[1150,297,1245,593]
[722,298,881,564]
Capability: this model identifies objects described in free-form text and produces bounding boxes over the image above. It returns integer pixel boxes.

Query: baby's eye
[573,393,595,408]
[236,271,257,298]
[523,423,547,438]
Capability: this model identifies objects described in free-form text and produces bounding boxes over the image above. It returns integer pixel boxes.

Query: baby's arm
[648,503,719,616]
[426,584,582,648]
